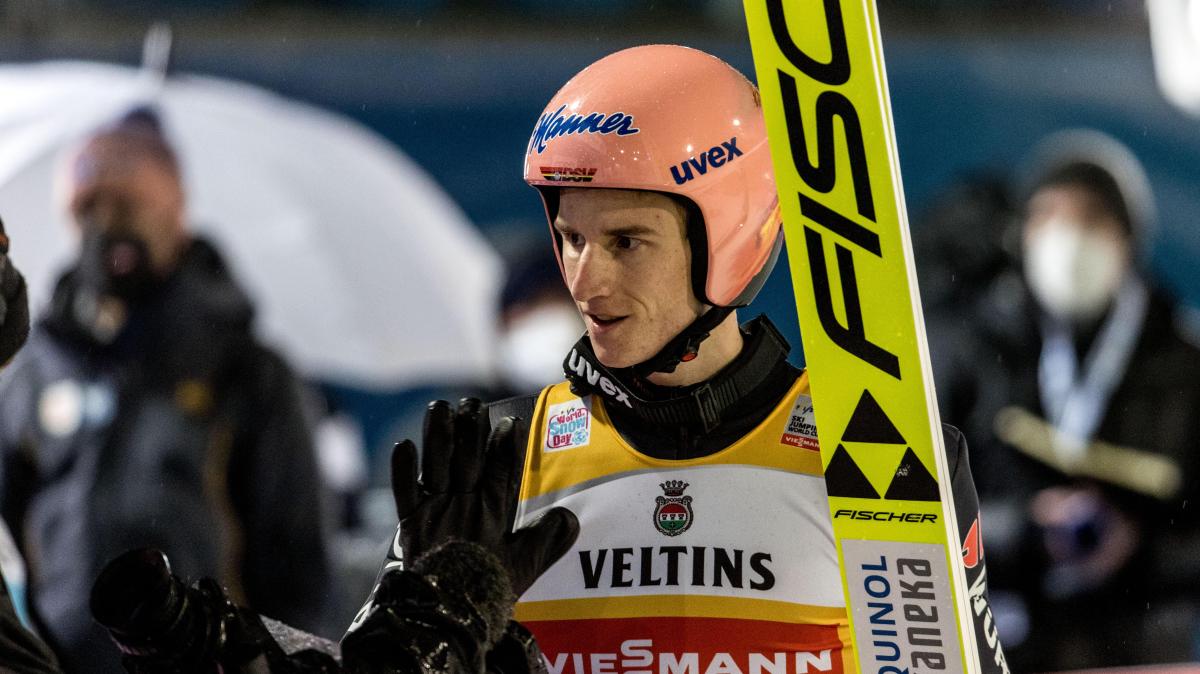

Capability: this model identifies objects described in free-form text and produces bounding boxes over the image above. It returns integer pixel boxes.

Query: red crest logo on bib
[654,480,694,536]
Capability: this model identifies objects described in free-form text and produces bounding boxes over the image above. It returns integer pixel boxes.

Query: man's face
[1022,183,1133,321]
[1023,183,1129,250]
[554,188,703,368]
[68,136,187,277]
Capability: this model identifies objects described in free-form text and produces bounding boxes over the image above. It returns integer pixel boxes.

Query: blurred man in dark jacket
[942,130,1200,670]
[0,109,332,673]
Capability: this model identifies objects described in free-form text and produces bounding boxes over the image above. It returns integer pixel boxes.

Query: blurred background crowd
[0,0,1198,672]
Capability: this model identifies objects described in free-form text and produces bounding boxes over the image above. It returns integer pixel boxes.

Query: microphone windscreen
[412,540,514,648]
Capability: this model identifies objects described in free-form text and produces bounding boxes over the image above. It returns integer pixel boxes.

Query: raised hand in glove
[0,217,30,366]
[390,399,578,597]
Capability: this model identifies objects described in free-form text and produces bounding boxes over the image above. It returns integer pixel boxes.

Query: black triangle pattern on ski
[840,389,907,444]
[883,447,941,501]
[824,444,880,499]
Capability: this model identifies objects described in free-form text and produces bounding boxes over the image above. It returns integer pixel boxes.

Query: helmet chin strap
[626,305,734,378]
[562,314,789,433]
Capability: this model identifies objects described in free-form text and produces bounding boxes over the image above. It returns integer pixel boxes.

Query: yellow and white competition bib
[514,374,854,674]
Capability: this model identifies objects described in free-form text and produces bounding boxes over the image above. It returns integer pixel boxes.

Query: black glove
[391,399,579,597]
[342,540,510,674]
[343,540,558,674]
[0,217,30,366]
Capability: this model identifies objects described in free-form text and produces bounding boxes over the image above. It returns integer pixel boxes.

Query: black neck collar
[562,316,790,433]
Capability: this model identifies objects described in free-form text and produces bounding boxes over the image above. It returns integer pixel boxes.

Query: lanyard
[1037,275,1149,463]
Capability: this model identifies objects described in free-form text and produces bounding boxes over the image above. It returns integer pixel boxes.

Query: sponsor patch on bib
[545,398,591,452]
[781,394,819,450]
[653,480,694,536]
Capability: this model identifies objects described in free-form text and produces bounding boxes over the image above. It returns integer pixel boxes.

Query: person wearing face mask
[494,244,586,397]
[0,108,334,673]
[951,130,1200,670]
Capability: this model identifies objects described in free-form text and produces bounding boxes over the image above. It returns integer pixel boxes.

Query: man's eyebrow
[553,222,659,238]
[608,225,658,237]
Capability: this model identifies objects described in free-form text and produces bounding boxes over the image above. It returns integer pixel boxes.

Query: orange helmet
[523,44,782,309]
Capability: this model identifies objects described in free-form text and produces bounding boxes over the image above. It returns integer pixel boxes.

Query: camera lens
[91,547,196,655]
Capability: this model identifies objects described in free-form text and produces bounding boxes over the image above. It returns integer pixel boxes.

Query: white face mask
[498,302,585,391]
[1023,217,1130,324]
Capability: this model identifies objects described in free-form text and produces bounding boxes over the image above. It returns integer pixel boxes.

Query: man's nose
[567,244,614,302]
[73,192,131,234]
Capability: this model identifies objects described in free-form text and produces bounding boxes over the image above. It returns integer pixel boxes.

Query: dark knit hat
[1023,129,1155,245]
[73,105,179,187]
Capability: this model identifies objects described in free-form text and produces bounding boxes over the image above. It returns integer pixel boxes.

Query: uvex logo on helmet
[669,137,744,185]
[528,104,640,155]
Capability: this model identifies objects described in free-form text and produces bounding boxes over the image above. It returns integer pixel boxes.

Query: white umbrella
[0,58,501,390]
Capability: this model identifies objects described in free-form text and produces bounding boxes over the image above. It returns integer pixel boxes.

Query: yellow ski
[742,2,982,672]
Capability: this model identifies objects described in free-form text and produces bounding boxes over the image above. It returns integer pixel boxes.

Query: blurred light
[1149,0,1200,116]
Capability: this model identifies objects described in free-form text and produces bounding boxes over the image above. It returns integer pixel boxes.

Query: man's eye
[561,232,584,248]
[616,236,640,250]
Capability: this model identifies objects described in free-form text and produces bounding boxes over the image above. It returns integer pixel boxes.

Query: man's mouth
[106,240,144,277]
[586,313,627,332]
